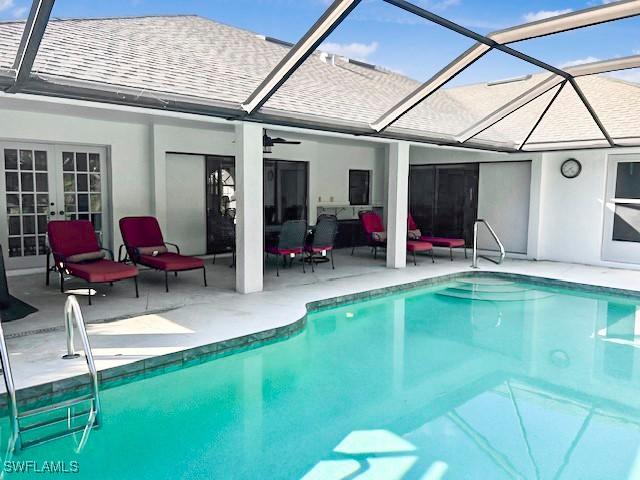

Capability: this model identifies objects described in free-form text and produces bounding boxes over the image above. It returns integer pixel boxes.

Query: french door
[0,143,108,270]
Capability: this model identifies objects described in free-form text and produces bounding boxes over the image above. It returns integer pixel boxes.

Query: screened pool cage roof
[2,0,640,153]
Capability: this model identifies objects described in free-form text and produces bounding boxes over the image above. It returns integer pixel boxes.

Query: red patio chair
[119,216,207,292]
[352,210,387,259]
[408,214,467,261]
[47,220,139,305]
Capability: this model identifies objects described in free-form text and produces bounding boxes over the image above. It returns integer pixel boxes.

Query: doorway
[206,155,236,255]
[409,163,478,245]
[264,159,308,226]
[0,142,109,270]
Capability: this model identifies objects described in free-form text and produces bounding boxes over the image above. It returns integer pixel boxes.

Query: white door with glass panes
[602,154,640,264]
[0,143,109,270]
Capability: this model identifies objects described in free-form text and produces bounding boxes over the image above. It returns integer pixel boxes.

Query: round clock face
[561,158,582,179]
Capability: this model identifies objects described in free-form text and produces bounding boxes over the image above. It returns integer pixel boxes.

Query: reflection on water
[2,279,640,479]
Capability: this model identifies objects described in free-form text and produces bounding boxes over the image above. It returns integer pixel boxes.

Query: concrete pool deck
[3,248,640,403]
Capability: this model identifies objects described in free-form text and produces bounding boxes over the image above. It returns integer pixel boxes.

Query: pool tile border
[5,269,640,410]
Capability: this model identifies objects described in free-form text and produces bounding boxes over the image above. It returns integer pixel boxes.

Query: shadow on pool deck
[5,248,431,337]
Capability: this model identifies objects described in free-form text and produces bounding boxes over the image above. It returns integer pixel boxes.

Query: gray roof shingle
[0,15,638,149]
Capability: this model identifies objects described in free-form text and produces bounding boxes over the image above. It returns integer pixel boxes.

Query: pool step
[447,283,528,293]
[437,287,553,302]
[456,278,516,286]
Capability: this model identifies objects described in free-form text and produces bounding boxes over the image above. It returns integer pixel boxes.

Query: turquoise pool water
[3,276,640,479]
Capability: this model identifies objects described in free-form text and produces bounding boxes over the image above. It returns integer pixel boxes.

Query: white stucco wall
[536,150,608,264]
[2,93,640,271]
[0,95,385,265]
[0,99,154,252]
[535,148,640,268]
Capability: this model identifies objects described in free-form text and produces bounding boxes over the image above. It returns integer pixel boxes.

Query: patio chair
[352,211,387,259]
[46,220,139,305]
[265,220,308,276]
[408,214,467,261]
[306,216,338,272]
[119,216,207,292]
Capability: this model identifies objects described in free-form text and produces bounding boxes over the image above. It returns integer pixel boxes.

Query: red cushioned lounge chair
[408,214,467,261]
[46,220,139,305]
[119,216,207,292]
[265,220,308,277]
[352,211,387,259]
[354,211,433,265]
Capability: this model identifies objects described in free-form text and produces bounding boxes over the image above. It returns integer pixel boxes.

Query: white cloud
[522,9,573,23]
[320,41,379,61]
[0,0,14,12]
[609,70,640,84]
[560,56,601,68]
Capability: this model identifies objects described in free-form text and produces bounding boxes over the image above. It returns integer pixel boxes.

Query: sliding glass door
[409,163,478,245]
[206,155,235,254]
[264,160,308,226]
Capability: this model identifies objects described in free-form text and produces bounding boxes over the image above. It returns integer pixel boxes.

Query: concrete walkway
[4,248,640,392]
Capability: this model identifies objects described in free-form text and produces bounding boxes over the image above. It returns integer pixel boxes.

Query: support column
[235,122,264,294]
[386,142,410,269]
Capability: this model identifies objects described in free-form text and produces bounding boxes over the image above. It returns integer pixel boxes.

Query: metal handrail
[63,296,101,423]
[472,219,506,268]
[0,296,100,459]
[0,320,19,450]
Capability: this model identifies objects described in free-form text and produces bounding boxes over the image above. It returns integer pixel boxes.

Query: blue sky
[1,0,639,84]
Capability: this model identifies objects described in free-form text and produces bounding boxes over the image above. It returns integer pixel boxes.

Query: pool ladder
[0,295,101,452]
[472,219,506,268]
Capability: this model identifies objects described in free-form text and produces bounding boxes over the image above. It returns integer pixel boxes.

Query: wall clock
[561,158,582,179]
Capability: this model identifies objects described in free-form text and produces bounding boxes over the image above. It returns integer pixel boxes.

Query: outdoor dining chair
[265,220,308,276]
[306,216,338,271]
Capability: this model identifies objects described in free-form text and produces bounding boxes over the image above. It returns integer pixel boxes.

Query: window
[612,162,640,243]
[349,170,370,206]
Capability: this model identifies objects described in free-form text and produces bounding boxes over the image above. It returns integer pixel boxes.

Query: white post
[235,122,264,294]
[386,142,410,269]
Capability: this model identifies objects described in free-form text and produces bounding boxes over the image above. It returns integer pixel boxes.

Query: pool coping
[5,269,640,410]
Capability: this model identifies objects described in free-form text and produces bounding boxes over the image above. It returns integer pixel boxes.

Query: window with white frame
[612,162,640,243]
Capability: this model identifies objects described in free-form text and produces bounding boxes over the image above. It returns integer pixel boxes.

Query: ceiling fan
[263,130,301,153]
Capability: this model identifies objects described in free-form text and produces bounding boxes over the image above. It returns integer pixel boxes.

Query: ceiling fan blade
[271,137,301,144]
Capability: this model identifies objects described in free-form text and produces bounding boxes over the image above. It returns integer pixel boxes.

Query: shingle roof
[0,15,638,150]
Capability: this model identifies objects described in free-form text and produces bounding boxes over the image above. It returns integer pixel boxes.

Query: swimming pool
[3,275,640,479]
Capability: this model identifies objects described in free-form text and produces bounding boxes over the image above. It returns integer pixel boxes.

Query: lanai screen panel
[2,0,640,151]
[575,68,640,146]
[389,49,555,148]
[28,1,326,109]
[0,9,30,78]
[260,0,476,134]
